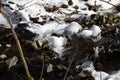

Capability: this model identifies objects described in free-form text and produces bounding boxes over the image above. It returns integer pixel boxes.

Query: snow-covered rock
[65,22,83,36]
[89,25,101,37]
[78,30,93,38]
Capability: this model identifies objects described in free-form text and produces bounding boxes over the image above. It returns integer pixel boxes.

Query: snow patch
[0,14,10,28]
[90,25,101,37]
[78,30,93,38]
[65,22,83,36]
[48,36,67,57]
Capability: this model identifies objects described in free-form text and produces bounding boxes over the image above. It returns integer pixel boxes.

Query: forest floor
[0,0,120,80]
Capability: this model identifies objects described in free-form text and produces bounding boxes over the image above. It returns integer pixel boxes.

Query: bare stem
[39,54,45,80]
[63,52,76,80]
[0,3,32,79]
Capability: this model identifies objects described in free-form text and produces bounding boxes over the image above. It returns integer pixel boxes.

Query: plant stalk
[0,2,33,79]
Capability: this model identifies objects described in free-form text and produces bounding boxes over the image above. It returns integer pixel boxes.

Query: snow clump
[64,22,82,36]
[78,30,93,38]
[48,36,67,57]
[89,25,101,37]
[78,25,101,38]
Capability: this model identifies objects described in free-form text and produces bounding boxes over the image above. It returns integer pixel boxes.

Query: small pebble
[6,44,11,48]
[0,54,7,59]
[0,44,1,47]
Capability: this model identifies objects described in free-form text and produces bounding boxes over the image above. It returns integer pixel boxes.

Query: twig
[9,69,23,80]
[0,1,1,13]
[63,51,76,80]
[0,33,13,40]
[100,72,102,80]
[39,53,45,80]
[100,0,119,9]
[2,48,10,54]
[0,2,33,80]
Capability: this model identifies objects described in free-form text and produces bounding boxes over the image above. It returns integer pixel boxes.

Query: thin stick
[9,69,23,80]
[0,0,1,12]
[100,0,118,8]
[0,2,32,79]
[39,54,45,80]
[63,52,76,80]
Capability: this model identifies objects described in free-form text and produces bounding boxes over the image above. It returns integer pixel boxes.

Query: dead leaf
[6,56,18,68]
[47,63,53,73]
